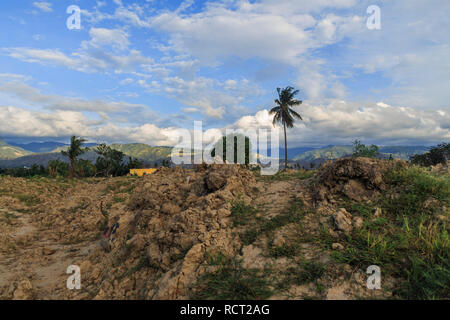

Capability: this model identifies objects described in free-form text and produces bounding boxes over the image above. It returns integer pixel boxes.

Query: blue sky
[0,0,449,147]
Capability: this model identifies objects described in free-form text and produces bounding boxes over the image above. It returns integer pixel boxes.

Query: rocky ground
[0,159,448,300]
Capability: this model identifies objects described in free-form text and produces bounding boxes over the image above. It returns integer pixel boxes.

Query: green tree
[95,144,127,177]
[352,139,379,158]
[61,136,89,178]
[269,87,303,170]
[211,133,251,165]
[48,159,69,177]
[410,143,449,166]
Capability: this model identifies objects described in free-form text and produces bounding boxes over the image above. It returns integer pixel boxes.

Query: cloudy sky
[0,0,449,147]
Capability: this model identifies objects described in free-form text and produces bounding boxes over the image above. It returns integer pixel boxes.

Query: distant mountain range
[0,137,431,169]
[293,145,429,161]
[0,139,173,168]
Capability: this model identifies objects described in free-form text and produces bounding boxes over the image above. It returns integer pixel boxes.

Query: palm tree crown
[270,87,303,128]
[61,136,89,178]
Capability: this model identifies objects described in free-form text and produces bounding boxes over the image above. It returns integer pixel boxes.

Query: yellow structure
[129,168,158,176]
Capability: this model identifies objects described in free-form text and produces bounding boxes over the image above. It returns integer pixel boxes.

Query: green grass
[190,253,274,300]
[268,242,302,258]
[326,166,449,299]
[230,195,258,226]
[2,212,18,224]
[257,169,315,182]
[12,194,40,206]
[277,260,326,294]
[235,198,306,246]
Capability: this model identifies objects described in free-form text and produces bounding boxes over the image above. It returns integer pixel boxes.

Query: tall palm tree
[61,136,89,178]
[269,87,303,170]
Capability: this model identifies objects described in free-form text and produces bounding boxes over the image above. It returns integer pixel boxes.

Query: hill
[0,143,172,168]
[8,141,68,153]
[109,143,172,162]
[0,139,33,160]
[0,151,98,169]
[294,145,429,161]
[294,146,352,161]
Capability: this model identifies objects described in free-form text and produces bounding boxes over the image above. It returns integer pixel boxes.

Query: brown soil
[0,161,407,300]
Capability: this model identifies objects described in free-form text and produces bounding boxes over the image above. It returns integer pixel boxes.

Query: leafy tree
[128,157,144,170]
[161,159,171,167]
[269,87,303,170]
[77,159,97,177]
[95,144,128,177]
[410,143,449,166]
[352,139,379,158]
[61,136,89,178]
[48,159,69,177]
[211,133,251,165]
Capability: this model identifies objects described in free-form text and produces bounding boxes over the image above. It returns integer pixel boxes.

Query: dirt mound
[77,164,256,299]
[312,157,406,202]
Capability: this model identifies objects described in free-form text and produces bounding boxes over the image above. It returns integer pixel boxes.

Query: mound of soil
[77,164,257,299]
[312,157,406,203]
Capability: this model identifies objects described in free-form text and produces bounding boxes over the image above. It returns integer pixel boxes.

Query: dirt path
[0,208,98,299]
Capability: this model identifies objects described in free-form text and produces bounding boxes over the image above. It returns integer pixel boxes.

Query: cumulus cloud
[0,106,185,146]
[233,101,450,146]
[1,99,447,147]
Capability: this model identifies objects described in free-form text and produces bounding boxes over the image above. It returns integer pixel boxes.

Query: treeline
[410,143,449,166]
[0,137,147,178]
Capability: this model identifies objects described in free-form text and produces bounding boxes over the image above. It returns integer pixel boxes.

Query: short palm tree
[61,136,89,178]
[269,87,303,170]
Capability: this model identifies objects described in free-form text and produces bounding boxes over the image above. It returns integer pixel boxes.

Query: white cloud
[33,2,52,13]
[87,28,130,50]
[0,105,185,146]
[5,46,151,74]
[2,99,447,146]
[233,101,450,146]
[0,81,149,115]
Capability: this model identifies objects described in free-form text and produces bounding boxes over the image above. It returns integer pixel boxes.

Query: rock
[373,207,382,218]
[161,203,182,215]
[126,234,146,251]
[13,280,34,300]
[341,180,367,202]
[332,243,344,250]
[352,217,364,229]
[332,208,353,233]
[273,233,286,247]
[99,238,110,252]
[42,247,56,255]
[206,172,227,191]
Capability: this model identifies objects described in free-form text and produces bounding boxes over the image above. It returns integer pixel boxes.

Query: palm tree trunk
[69,158,75,178]
[283,121,288,170]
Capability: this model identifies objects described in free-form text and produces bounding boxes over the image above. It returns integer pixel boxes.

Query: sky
[0,0,449,147]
